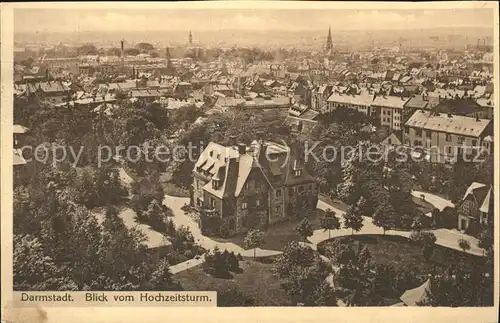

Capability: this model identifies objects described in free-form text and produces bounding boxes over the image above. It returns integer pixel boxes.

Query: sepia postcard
[1,1,499,323]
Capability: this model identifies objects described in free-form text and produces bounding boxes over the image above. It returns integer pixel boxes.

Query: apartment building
[326,91,374,115]
[403,110,493,163]
[372,95,409,131]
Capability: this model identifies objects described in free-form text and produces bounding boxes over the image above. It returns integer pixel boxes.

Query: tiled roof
[327,92,374,106]
[372,95,409,109]
[403,95,429,110]
[462,182,492,214]
[405,110,491,137]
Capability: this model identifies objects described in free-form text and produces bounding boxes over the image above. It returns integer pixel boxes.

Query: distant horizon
[14,25,495,35]
[14,8,494,34]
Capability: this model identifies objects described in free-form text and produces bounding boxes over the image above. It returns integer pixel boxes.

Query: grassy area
[318,194,350,212]
[318,235,482,276]
[173,259,291,306]
[213,209,326,251]
[161,181,190,198]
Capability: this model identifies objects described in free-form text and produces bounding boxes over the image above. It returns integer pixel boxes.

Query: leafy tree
[143,200,167,232]
[410,231,437,262]
[273,241,317,277]
[13,234,76,291]
[171,226,196,253]
[458,239,471,254]
[148,259,177,291]
[372,201,396,235]
[295,218,314,241]
[324,239,356,267]
[281,262,334,306]
[244,229,265,258]
[321,209,340,239]
[343,204,364,235]
[477,227,493,256]
[203,247,239,278]
[420,265,493,306]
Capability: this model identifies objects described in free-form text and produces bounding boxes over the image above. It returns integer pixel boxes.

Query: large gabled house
[457,182,494,232]
[191,140,318,236]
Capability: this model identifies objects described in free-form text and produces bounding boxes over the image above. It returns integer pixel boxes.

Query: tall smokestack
[477,38,480,49]
[120,39,125,68]
[483,38,486,47]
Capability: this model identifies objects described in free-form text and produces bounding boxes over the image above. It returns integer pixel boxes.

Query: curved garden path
[164,192,483,274]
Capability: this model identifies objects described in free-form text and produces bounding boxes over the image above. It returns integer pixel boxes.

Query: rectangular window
[458,136,464,144]
[294,170,302,177]
[276,189,282,197]
[426,130,432,138]
[276,205,282,215]
[416,129,422,137]
[241,202,247,210]
[256,199,260,207]
[210,198,215,208]
[472,140,477,147]
[447,146,452,154]
[446,134,451,142]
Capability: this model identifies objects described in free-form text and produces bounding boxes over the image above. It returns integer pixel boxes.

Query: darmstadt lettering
[20,292,74,302]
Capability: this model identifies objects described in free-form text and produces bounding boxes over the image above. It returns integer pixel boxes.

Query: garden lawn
[213,209,326,251]
[318,235,482,276]
[173,259,291,306]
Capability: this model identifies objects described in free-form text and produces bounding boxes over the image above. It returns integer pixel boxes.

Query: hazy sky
[14,8,495,33]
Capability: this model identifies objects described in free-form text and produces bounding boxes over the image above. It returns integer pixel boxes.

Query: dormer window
[294,169,302,177]
[212,179,220,189]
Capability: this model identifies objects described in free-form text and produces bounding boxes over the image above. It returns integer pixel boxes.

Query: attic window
[212,179,220,189]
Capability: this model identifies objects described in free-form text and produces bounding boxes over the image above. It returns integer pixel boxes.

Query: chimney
[476,114,480,122]
[229,135,237,146]
[237,143,247,155]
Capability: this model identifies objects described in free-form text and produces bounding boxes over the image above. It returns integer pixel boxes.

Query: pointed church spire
[326,26,333,52]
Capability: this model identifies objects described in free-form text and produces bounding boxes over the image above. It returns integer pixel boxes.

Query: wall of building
[404,126,483,163]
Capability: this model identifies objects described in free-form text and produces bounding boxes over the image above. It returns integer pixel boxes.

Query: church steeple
[326,26,333,52]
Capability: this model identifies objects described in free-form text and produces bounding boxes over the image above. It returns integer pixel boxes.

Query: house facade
[403,110,493,163]
[326,91,374,115]
[372,95,409,130]
[311,85,333,112]
[192,140,318,235]
[457,182,493,232]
